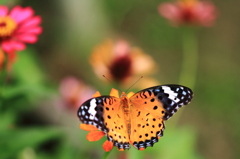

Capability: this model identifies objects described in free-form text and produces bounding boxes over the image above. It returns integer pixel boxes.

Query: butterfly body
[78,85,193,151]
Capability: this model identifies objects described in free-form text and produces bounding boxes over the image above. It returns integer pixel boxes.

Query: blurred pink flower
[0,5,42,53]
[90,39,159,88]
[158,0,217,27]
[59,77,95,110]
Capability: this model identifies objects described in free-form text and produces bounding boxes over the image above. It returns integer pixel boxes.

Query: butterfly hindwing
[129,89,166,150]
[102,96,131,150]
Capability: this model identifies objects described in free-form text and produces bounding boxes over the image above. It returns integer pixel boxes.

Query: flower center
[180,0,198,6]
[0,16,17,38]
[109,55,132,82]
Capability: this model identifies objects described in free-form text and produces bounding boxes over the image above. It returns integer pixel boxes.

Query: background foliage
[1,0,239,159]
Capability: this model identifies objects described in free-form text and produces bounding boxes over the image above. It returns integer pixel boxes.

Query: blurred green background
[1,0,239,159]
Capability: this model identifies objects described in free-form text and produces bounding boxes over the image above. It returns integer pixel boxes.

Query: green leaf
[0,112,16,131]
[145,126,202,159]
[0,127,62,159]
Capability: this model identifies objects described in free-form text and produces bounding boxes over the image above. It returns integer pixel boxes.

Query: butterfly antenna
[102,75,123,92]
[125,76,143,93]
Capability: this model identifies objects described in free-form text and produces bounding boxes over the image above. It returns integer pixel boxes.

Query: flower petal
[109,88,119,98]
[194,2,217,26]
[158,3,182,24]
[15,34,38,43]
[0,5,8,16]
[16,26,42,35]
[2,40,26,53]
[92,91,101,97]
[86,131,105,141]
[79,124,99,131]
[10,6,34,24]
[18,16,42,30]
[127,92,135,98]
[102,140,113,152]
[131,48,157,74]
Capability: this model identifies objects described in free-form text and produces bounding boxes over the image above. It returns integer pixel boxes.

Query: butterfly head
[109,88,135,99]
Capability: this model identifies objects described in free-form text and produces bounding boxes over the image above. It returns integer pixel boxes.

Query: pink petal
[2,41,14,53]
[15,34,38,43]
[2,40,26,53]
[158,3,182,24]
[113,40,130,57]
[16,26,42,35]
[28,27,42,34]
[194,2,217,26]
[19,16,42,29]
[13,41,26,50]
[0,5,8,16]
[10,6,34,24]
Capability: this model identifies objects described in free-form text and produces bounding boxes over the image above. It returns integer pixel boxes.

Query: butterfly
[77,85,193,151]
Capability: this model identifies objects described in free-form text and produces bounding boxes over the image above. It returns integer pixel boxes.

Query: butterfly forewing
[77,96,131,150]
[149,85,193,120]
[78,96,110,133]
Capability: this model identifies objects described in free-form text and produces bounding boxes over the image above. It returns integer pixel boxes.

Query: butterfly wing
[77,96,131,150]
[129,85,193,150]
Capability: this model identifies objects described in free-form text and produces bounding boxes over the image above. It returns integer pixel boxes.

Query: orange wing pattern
[128,85,193,150]
[77,85,193,151]
[129,94,165,150]
[102,97,130,150]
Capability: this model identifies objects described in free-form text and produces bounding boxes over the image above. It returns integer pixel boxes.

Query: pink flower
[158,0,217,27]
[0,5,42,53]
[59,77,96,110]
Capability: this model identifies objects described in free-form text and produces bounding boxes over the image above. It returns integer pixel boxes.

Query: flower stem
[0,53,8,107]
[179,27,198,90]
[171,27,198,129]
[101,151,111,159]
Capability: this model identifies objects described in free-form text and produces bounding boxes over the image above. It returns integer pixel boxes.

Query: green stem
[171,27,198,129]
[0,53,8,107]
[101,151,111,159]
[179,27,198,90]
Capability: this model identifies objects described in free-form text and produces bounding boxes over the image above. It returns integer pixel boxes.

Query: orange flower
[59,76,95,110]
[90,39,159,89]
[158,0,217,27]
[79,88,134,152]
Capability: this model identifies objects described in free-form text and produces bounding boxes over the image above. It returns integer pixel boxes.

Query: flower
[59,76,95,110]
[79,88,134,152]
[158,0,217,27]
[0,5,42,53]
[90,39,159,89]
